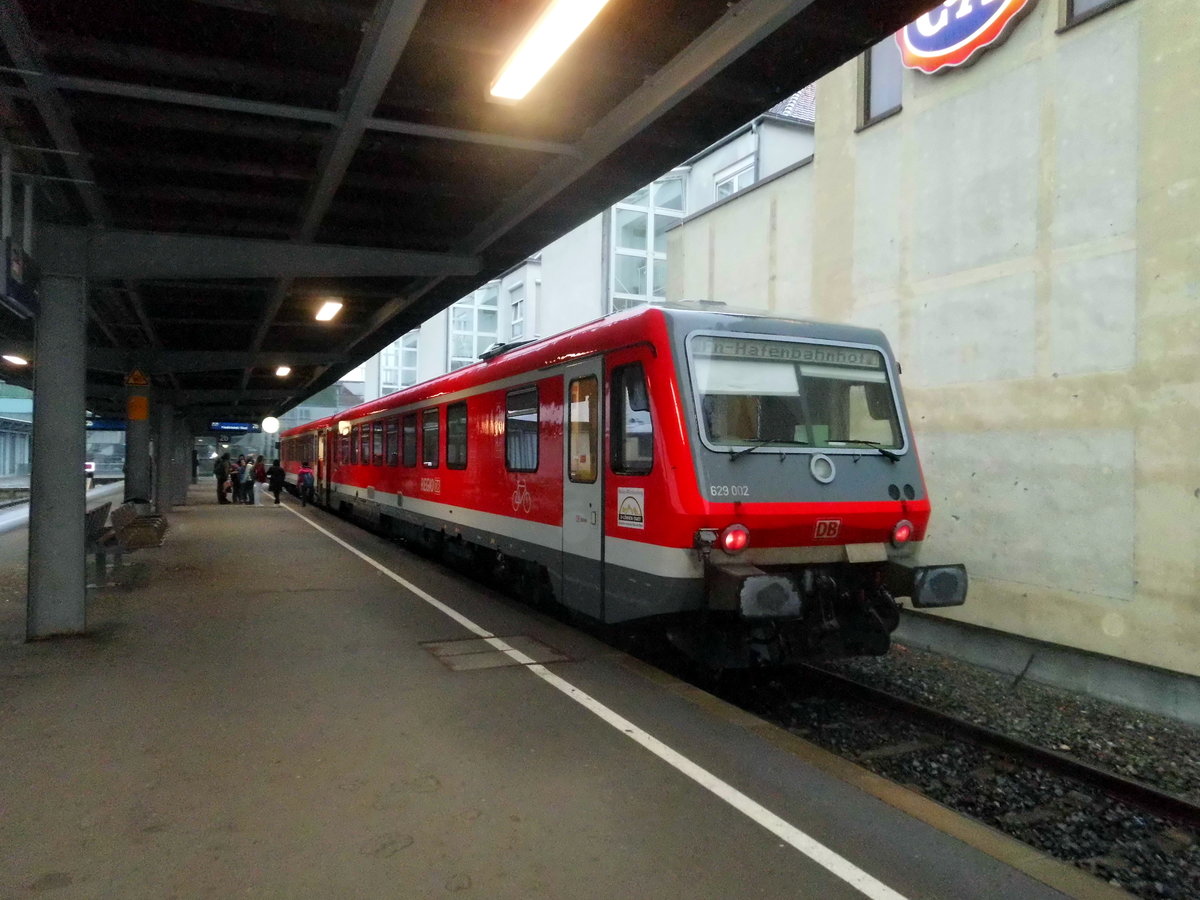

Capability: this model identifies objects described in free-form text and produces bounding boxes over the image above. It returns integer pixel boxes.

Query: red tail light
[720,524,750,553]
[891,520,914,546]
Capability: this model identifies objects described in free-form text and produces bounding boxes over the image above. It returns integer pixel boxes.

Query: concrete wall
[538,214,605,339]
[668,0,1200,678]
[669,160,814,316]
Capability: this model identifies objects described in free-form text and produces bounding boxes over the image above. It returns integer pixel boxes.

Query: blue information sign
[210,421,262,433]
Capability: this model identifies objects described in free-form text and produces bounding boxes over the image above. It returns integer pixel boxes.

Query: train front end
[665,311,967,667]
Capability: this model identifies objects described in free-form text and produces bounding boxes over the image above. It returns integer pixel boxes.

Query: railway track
[799,665,1200,832]
[701,662,1200,899]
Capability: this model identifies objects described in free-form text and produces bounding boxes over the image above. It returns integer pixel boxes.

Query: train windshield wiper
[830,439,902,462]
[730,439,796,460]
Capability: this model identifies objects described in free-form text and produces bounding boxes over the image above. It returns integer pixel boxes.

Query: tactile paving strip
[421,635,569,671]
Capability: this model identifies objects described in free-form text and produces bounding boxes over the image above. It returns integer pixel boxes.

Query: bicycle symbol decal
[511,478,532,514]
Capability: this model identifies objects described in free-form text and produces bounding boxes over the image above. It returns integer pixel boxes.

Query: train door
[316,428,329,505]
[561,358,604,619]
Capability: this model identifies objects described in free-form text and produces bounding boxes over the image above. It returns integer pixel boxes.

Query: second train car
[281,305,967,667]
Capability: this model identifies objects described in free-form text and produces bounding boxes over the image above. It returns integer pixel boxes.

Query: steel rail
[800,665,1200,831]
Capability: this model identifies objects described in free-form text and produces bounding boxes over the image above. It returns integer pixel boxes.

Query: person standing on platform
[267,459,286,505]
[230,455,244,504]
[213,453,231,504]
[252,456,267,506]
[297,460,315,507]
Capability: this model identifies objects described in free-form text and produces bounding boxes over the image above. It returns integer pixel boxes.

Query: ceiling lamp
[315,300,343,321]
[2,354,29,366]
[275,366,291,377]
[490,0,612,101]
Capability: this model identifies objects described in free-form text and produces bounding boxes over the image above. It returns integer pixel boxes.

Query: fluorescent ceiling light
[275,366,291,377]
[2,355,28,366]
[315,300,343,321]
[490,0,612,101]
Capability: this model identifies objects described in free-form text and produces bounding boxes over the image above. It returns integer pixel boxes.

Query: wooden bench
[86,501,169,583]
[110,502,168,549]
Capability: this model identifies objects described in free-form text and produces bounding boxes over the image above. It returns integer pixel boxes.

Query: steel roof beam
[36,73,578,156]
[87,349,340,374]
[38,225,480,280]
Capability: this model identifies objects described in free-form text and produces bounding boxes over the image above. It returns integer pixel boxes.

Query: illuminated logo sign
[897,0,1038,74]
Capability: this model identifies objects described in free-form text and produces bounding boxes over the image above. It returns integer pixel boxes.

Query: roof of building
[765,84,816,125]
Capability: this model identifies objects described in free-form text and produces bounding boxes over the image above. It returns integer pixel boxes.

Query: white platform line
[286,505,908,900]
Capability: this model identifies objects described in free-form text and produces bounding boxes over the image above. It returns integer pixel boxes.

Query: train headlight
[891,520,914,546]
[720,524,750,553]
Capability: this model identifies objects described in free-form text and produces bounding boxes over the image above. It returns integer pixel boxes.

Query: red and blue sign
[897,0,1038,74]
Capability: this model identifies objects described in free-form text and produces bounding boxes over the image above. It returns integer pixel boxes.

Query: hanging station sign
[897,0,1038,74]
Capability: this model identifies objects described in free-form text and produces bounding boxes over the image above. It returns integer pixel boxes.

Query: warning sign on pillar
[124,369,150,387]
[125,370,150,421]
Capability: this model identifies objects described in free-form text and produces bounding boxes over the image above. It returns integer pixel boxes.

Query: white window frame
[509,282,525,339]
[714,156,755,200]
[448,283,499,371]
[610,175,685,312]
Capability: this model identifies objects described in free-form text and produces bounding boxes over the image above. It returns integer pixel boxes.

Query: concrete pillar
[153,402,175,515]
[174,419,191,505]
[27,274,88,639]
[124,379,151,502]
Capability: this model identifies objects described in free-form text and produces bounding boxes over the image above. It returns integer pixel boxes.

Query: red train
[281,305,966,667]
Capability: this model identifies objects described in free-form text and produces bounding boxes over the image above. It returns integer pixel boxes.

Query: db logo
[897,0,1037,74]
[814,519,841,540]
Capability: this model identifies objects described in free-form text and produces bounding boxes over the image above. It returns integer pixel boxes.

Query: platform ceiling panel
[0,0,938,427]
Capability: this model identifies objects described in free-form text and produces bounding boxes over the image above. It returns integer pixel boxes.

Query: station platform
[0,485,1119,898]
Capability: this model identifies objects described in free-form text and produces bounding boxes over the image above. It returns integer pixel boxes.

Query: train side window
[402,414,417,467]
[350,425,360,464]
[422,408,440,468]
[386,417,399,466]
[446,402,468,470]
[371,420,384,466]
[340,434,350,464]
[505,387,538,472]
[360,424,372,464]
[568,376,598,484]
[611,363,654,475]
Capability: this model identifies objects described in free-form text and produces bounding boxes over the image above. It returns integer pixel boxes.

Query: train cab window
[568,377,599,484]
[385,418,399,466]
[422,408,440,468]
[360,424,372,464]
[505,387,538,472]
[690,336,902,451]
[446,403,468,469]
[372,421,384,466]
[402,414,417,467]
[611,363,654,475]
[350,426,360,463]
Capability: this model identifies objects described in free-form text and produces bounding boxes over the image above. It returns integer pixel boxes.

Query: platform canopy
[0,0,935,428]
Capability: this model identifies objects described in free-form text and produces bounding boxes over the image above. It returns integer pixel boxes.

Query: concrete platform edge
[896,611,1200,728]
[621,656,1131,900]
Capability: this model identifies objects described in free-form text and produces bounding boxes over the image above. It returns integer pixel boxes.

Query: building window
[402,414,417,467]
[715,157,755,201]
[381,329,420,394]
[509,283,525,339]
[386,417,399,466]
[611,363,654,475]
[446,403,468,469]
[862,36,902,126]
[568,377,599,484]
[505,387,539,472]
[449,283,499,371]
[421,408,439,467]
[1064,0,1132,27]
[610,175,685,312]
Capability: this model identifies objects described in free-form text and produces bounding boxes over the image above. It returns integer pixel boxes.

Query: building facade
[669,0,1200,678]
